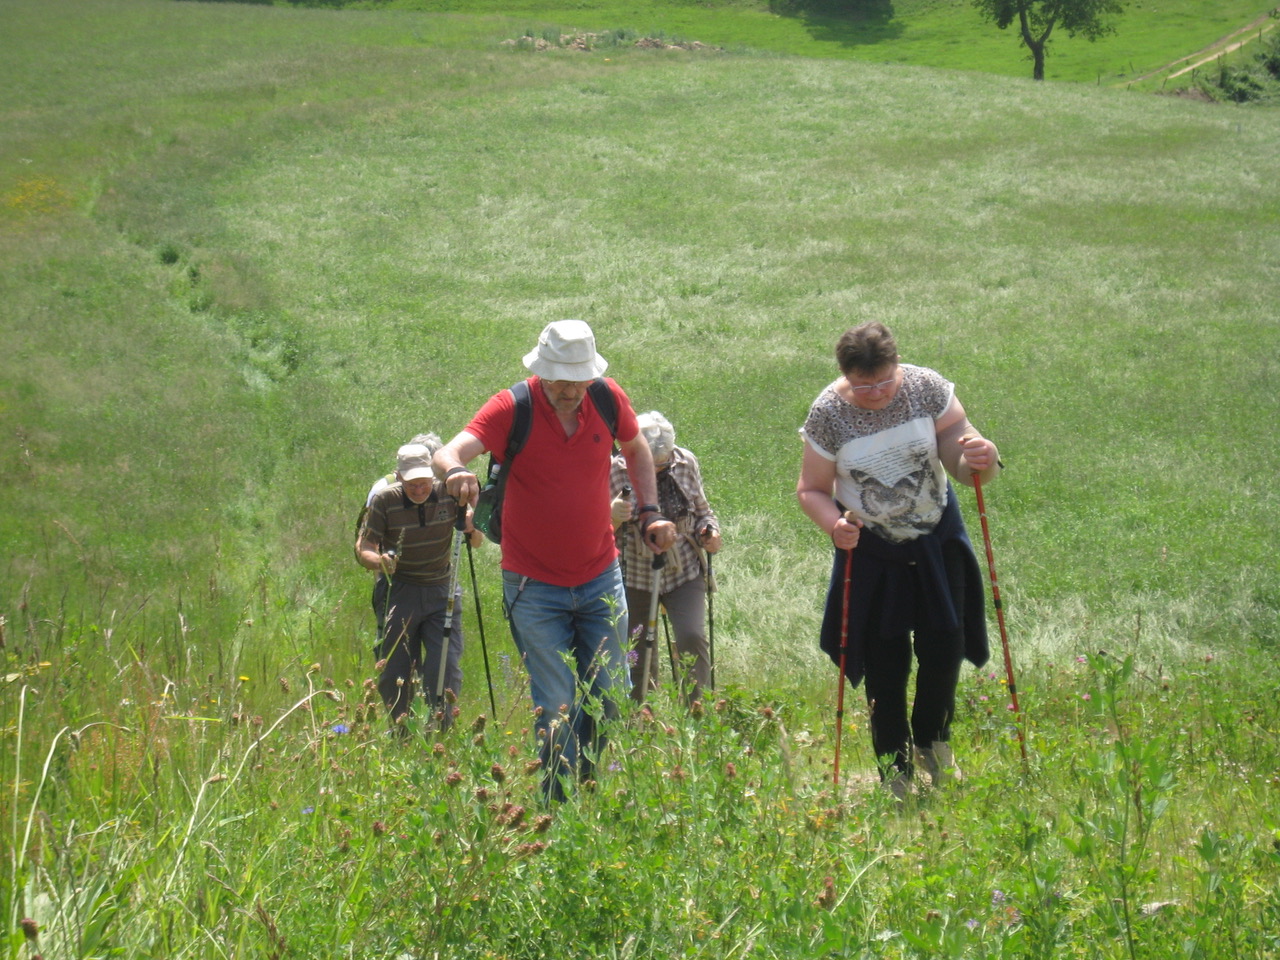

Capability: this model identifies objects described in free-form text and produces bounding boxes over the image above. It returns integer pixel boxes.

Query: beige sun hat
[522,320,608,381]
[396,443,435,482]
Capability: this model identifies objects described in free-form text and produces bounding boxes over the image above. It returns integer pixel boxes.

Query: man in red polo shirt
[435,320,674,800]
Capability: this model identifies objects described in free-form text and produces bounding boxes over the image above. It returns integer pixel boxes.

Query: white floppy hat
[522,320,608,381]
[396,443,435,482]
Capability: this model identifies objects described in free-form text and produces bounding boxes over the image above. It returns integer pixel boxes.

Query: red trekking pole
[833,543,853,790]
[972,472,1027,762]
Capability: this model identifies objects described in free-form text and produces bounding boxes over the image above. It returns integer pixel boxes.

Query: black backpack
[472,378,618,543]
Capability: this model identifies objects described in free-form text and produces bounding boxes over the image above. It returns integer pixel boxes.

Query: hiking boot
[914,741,962,788]
[883,769,912,807]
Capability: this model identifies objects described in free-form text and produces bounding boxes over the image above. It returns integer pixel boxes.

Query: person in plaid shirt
[610,412,721,704]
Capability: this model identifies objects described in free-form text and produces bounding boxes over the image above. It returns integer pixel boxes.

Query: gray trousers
[375,579,464,728]
[627,576,709,704]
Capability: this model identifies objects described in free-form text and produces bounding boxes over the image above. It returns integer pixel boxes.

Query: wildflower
[475,786,491,802]
[690,700,704,718]
[433,742,445,756]
[524,759,543,775]
[21,918,38,941]
[499,804,526,828]
[815,876,836,910]
[759,706,774,720]
[302,806,315,815]
[725,762,737,779]
[308,663,321,674]
[331,723,349,735]
[238,675,250,683]
[491,763,507,784]
[1081,693,1092,701]
[472,715,487,733]
[1076,656,1087,663]
[372,820,387,836]
[532,813,553,833]
[514,841,547,857]
[445,771,463,786]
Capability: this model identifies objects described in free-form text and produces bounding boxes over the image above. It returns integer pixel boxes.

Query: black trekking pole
[638,552,667,701]
[972,472,1027,763]
[436,510,467,729]
[662,611,677,686]
[465,530,497,717]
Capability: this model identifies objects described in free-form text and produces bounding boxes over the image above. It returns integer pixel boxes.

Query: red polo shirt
[466,377,639,587]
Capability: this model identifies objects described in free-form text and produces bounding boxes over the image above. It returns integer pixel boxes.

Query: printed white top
[800,364,954,544]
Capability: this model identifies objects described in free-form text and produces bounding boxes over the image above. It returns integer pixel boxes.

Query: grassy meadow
[3,0,1280,956]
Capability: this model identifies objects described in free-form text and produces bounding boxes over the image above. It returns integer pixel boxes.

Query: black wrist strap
[445,466,470,478]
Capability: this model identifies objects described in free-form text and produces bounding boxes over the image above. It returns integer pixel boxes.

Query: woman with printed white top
[796,321,1001,797]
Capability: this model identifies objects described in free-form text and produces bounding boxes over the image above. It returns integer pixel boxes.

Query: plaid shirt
[610,446,718,593]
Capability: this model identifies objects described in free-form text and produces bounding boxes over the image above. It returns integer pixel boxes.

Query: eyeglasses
[849,374,897,394]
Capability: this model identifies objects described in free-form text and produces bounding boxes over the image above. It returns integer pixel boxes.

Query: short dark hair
[836,322,898,376]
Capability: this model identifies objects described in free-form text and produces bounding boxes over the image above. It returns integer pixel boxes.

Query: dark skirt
[818,484,990,687]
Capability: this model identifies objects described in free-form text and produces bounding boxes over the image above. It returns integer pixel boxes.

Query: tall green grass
[2,0,1279,955]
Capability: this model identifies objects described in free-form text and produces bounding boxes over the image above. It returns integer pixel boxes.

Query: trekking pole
[436,510,467,728]
[972,472,1028,762]
[702,525,716,689]
[833,541,853,790]
[638,552,667,701]
[662,612,677,685]
[465,530,497,718]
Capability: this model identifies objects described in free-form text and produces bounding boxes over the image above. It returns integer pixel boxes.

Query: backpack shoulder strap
[506,379,534,460]
[587,378,618,438]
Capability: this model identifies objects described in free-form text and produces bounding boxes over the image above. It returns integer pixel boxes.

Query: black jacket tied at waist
[819,483,989,687]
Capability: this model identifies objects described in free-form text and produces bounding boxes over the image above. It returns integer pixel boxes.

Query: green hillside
[2,1,1279,955]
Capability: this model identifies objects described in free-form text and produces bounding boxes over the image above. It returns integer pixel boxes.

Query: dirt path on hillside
[1122,9,1277,85]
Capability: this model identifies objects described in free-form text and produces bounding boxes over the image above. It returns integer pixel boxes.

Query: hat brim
[522,352,608,381]
[399,467,434,482]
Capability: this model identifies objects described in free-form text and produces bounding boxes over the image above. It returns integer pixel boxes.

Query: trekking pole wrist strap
[445,466,470,479]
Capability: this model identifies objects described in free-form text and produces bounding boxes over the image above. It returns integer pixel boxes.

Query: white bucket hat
[396,443,435,482]
[522,320,608,381]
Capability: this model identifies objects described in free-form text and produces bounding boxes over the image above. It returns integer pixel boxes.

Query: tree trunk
[1018,8,1054,82]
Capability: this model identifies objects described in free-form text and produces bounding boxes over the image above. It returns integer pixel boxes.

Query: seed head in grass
[491,763,507,784]
[815,877,836,910]
[445,771,463,787]
[20,918,39,942]
[523,759,542,776]
[532,813,553,833]
[373,820,388,835]
[278,677,290,693]
[472,714,487,733]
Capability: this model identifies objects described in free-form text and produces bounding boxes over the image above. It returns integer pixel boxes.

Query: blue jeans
[502,561,630,800]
